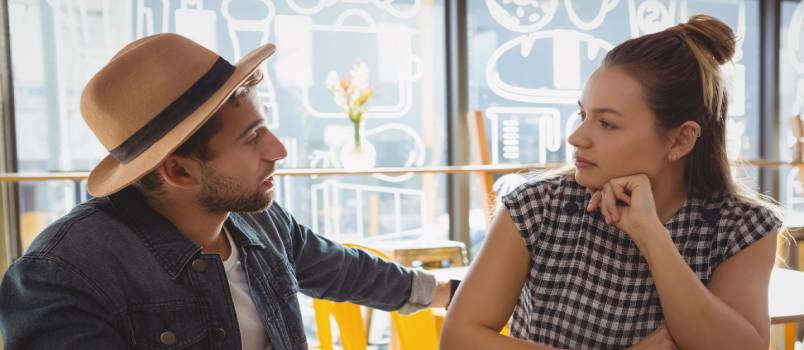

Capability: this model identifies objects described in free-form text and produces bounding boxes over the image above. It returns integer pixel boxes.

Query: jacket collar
[107,186,264,279]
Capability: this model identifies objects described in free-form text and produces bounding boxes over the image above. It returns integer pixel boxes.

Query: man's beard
[197,163,274,213]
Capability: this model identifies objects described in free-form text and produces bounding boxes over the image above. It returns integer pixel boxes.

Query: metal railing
[0,160,794,183]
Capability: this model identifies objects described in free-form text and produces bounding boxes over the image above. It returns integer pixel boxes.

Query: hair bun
[679,14,736,65]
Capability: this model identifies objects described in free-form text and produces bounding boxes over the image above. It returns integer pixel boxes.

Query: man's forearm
[398,269,451,314]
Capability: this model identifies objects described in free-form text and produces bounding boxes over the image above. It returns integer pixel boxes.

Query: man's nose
[263,130,287,162]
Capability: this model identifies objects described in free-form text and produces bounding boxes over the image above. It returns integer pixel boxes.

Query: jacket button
[212,327,227,341]
[192,259,207,272]
[160,330,176,345]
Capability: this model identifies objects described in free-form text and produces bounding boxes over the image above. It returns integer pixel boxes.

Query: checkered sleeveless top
[502,175,781,349]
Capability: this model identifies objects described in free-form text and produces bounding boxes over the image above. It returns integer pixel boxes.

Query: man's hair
[133,69,265,196]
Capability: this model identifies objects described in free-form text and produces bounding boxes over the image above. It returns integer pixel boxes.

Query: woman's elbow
[440,320,472,350]
[439,325,460,349]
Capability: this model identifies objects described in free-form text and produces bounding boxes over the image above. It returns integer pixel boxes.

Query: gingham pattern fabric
[502,175,781,349]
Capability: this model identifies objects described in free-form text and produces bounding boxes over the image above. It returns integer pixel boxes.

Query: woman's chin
[574,171,604,191]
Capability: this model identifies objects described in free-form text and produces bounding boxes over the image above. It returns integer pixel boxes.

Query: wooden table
[431,266,804,324]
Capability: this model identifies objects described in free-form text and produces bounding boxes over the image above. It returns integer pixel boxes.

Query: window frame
[0,0,793,263]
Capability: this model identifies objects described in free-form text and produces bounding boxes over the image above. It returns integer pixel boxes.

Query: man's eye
[247,133,259,145]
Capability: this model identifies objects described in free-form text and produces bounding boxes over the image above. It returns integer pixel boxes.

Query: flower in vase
[325,62,374,151]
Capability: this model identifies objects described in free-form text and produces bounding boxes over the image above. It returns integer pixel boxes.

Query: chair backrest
[313,298,368,350]
[390,307,439,350]
[312,243,440,350]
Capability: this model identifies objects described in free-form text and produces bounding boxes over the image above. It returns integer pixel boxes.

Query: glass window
[465,0,762,250]
[9,0,449,249]
[779,0,804,225]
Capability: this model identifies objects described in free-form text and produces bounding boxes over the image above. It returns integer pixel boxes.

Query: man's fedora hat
[81,33,275,197]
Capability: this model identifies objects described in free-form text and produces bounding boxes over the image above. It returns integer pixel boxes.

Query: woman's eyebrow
[577,101,623,117]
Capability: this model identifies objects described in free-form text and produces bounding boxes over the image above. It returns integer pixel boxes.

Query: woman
[441,15,781,350]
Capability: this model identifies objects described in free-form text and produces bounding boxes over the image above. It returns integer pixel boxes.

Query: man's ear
[157,155,202,189]
[667,121,702,161]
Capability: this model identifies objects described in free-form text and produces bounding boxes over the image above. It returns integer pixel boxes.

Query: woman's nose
[568,123,591,149]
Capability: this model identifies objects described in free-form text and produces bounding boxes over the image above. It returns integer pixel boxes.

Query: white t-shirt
[223,229,271,350]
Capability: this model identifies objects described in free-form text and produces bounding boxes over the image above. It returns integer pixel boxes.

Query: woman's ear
[157,155,202,190]
[667,121,701,161]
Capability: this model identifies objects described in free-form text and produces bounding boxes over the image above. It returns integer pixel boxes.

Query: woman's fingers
[587,179,638,226]
[587,191,601,212]
[588,187,623,225]
[610,181,631,205]
[603,183,618,223]
[599,191,610,223]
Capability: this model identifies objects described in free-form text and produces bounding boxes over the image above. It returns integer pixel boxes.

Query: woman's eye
[579,111,586,121]
[600,119,616,129]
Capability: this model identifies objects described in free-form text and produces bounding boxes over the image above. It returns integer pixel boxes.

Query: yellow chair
[390,307,438,350]
[313,298,368,350]
[21,211,51,251]
[312,243,440,350]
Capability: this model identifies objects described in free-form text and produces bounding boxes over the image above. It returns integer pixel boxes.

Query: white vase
[339,123,376,170]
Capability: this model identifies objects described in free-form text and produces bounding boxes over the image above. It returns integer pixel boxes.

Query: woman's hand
[626,326,679,350]
[586,174,664,243]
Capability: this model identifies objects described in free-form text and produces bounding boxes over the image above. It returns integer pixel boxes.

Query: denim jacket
[0,186,436,349]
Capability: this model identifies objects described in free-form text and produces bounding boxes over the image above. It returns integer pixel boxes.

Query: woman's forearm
[440,324,566,350]
[636,225,765,350]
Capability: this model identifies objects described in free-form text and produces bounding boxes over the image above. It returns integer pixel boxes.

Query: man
[0,33,450,349]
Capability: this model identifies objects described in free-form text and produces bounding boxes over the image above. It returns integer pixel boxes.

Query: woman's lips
[575,157,596,168]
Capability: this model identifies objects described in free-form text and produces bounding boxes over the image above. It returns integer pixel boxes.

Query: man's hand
[429,280,452,308]
[626,326,679,350]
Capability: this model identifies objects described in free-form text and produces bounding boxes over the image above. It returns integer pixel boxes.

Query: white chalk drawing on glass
[310,124,426,182]
[627,0,678,37]
[174,0,217,51]
[787,1,804,116]
[136,0,169,37]
[626,1,748,119]
[486,107,562,165]
[364,124,426,182]
[221,0,280,129]
[484,29,611,164]
[485,31,613,104]
[47,0,128,164]
[134,0,281,129]
[273,137,299,209]
[274,10,417,119]
[564,0,620,31]
[286,0,421,19]
[783,1,804,215]
[311,180,426,240]
[487,0,618,33]
[484,0,559,33]
[680,1,748,118]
